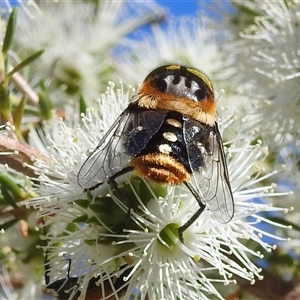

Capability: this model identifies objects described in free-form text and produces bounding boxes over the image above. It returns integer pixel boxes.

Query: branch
[11,72,39,105]
[284,283,300,300]
[237,268,295,300]
[0,132,48,177]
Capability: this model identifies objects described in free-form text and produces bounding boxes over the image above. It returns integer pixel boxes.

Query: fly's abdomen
[130,112,192,185]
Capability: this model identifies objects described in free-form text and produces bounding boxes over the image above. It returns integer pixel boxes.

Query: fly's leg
[108,166,135,231]
[42,216,51,286]
[178,182,206,243]
[66,258,72,280]
[108,166,134,207]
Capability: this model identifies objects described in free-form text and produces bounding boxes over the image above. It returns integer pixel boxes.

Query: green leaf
[120,176,167,208]
[89,196,127,229]
[22,239,44,264]
[72,215,88,223]
[86,216,99,224]
[13,95,27,140]
[0,84,11,121]
[64,222,78,233]
[84,239,96,246]
[6,50,44,81]
[38,90,53,120]
[0,170,27,200]
[2,8,17,56]
[1,185,18,209]
[74,199,90,209]
[79,94,87,115]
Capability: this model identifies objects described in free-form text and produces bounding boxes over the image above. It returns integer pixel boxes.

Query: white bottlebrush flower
[12,0,165,105]
[26,81,289,300]
[116,17,219,86]
[0,267,44,300]
[221,0,300,140]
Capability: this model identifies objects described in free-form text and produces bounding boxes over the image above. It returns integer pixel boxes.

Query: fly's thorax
[137,65,216,126]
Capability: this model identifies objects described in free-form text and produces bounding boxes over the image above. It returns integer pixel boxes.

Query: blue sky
[6,0,216,17]
[156,0,200,16]
[156,1,233,19]
[7,0,201,14]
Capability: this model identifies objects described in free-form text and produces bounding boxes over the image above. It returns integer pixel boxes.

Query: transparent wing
[183,117,234,223]
[77,103,167,190]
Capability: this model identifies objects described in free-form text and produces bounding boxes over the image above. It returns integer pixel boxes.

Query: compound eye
[194,88,207,101]
[151,77,167,92]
